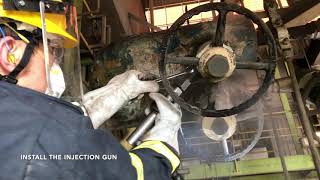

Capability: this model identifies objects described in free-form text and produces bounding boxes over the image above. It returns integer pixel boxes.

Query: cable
[0,26,13,53]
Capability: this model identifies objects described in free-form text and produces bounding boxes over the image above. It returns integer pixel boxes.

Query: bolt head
[18,0,25,6]
[207,55,229,78]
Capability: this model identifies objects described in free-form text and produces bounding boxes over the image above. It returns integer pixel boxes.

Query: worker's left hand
[107,70,159,100]
[83,70,159,129]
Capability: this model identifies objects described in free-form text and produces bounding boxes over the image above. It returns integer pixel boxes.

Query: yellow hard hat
[0,0,78,48]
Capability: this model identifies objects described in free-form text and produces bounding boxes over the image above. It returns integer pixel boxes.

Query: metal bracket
[264,0,294,59]
[87,15,109,49]
[80,15,110,57]
[80,0,110,54]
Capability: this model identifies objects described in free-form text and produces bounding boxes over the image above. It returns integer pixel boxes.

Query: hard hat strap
[0,42,35,84]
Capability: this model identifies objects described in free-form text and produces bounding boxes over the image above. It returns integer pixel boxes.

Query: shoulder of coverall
[0,81,93,129]
[0,81,139,180]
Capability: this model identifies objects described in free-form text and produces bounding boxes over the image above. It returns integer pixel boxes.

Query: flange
[202,116,237,141]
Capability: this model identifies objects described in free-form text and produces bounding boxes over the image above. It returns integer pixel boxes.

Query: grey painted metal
[222,139,229,156]
[236,61,270,70]
[166,56,271,70]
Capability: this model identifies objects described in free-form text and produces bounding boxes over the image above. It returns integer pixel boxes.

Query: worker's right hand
[143,93,182,153]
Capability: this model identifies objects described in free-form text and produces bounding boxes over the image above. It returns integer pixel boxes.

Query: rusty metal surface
[264,0,293,59]
[88,13,257,128]
[90,14,257,89]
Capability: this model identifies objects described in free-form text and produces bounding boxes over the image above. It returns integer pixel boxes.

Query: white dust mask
[45,63,65,98]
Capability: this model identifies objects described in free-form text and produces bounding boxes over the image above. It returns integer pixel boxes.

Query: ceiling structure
[142,0,221,10]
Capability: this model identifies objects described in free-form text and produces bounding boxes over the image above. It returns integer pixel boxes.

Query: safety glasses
[47,35,65,64]
[0,22,65,65]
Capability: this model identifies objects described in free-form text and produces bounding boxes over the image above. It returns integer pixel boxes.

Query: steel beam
[286,0,298,6]
[113,0,148,35]
[283,0,320,28]
[288,19,320,39]
[231,172,318,180]
[128,12,161,31]
[181,155,314,179]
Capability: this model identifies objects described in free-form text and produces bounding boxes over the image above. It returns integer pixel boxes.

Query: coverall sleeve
[74,102,180,180]
[77,127,180,180]
[129,141,180,180]
[73,102,180,179]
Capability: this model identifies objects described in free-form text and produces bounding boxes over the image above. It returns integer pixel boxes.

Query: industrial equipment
[74,0,320,179]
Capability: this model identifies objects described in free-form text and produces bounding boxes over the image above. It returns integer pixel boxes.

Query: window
[146,0,289,30]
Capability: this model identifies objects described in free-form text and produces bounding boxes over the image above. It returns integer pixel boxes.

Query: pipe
[287,61,320,177]
[272,119,290,180]
[149,0,155,32]
[127,86,184,145]
[127,112,157,145]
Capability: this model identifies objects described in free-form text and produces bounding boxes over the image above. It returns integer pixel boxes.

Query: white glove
[143,93,182,153]
[83,70,159,129]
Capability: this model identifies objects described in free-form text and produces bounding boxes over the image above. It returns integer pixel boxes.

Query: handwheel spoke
[213,10,228,47]
[166,56,199,65]
[160,2,277,120]
[155,67,195,83]
[236,61,270,70]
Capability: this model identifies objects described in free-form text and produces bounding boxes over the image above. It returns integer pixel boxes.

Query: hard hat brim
[0,9,78,48]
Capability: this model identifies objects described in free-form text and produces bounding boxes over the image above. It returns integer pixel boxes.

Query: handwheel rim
[159,2,277,117]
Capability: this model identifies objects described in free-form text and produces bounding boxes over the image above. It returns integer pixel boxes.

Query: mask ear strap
[0,42,35,84]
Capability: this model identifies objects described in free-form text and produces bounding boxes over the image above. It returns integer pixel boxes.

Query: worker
[0,1,181,180]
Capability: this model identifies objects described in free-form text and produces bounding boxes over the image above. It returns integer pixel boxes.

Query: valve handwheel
[159,2,277,117]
